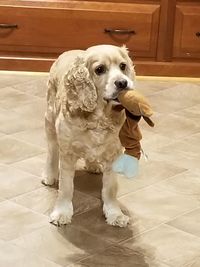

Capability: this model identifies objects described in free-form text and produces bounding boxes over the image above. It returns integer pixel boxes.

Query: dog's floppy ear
[63,56,97,114]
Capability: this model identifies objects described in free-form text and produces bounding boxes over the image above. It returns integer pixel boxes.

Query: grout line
[119,206,200,246]
[7,198,49,220]
[4,240,62,267]
[117,167,187,199]
[165,206,200,225]
[5,151,46,166]
[151,128,200,146]
[163,222,200,242]
[0,85,44,101]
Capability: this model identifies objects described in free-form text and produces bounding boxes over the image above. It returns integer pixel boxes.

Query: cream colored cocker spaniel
[42,45,135,227]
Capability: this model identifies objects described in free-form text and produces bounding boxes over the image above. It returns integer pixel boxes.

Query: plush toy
[112,90,154,178]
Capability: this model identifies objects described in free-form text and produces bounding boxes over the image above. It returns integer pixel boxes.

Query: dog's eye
[95,65,106,75]
[120,63,126,71]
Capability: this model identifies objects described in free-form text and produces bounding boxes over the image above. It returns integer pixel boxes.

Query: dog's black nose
[114,79,128,90]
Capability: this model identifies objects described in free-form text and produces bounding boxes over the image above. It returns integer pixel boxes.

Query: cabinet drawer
[0,2,160,58]
[173,5,200,59]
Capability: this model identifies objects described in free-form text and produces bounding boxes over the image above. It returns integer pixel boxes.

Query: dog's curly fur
[42,45,135,227]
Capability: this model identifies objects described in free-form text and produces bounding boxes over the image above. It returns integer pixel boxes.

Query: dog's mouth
[104,97,120,106]
[111,97,120,103]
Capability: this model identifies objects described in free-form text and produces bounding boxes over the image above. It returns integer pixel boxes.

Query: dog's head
[64,45,135,113]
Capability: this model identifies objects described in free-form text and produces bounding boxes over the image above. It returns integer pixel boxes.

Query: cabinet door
[0,2,160,58]
[173,5,200,59]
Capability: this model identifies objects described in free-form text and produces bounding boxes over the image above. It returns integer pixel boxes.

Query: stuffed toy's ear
[63,56,97,114]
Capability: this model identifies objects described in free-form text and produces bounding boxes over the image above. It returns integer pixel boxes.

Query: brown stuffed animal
[112,89,154,178]
[117,89,154,159]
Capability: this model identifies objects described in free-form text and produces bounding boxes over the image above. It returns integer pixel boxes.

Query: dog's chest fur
[56,105,125,163]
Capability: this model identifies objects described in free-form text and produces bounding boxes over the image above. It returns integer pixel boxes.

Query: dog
[42,45,135,227]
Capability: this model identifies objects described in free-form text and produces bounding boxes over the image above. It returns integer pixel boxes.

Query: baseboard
[0,56,200,77]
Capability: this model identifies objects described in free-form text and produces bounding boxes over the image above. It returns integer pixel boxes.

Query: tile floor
[0,71,200,267]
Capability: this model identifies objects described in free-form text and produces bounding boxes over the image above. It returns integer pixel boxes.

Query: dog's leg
[50,153,76,226]
[42,115,59,186]
[102,171,129,227]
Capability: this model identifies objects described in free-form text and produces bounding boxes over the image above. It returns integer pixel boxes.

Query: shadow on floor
[50,170,157,266]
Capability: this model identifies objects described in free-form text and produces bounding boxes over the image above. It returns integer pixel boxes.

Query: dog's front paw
[103,204,130,228]
[50,201,73,226]
[41,177,55,186]
[41,171,57,186]
[106,213,130,227]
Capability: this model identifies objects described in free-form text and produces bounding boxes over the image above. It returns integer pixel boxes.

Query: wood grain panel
[0,3,160,58]
[173,5,200,59]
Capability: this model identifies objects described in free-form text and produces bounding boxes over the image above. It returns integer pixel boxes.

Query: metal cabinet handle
[196,32,200,37]
[104,28,136,35]
[0,24,18,29]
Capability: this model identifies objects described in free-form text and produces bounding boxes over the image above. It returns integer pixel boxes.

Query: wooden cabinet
[173,4,200,59]
[0,0,199,77]
[0,3,160,58]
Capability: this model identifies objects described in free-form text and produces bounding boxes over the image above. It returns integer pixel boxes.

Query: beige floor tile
[141,131,173,152]
[13,77,48,98]
[79,244,151,267]
[77,261,171,267]
[74,170,102,199]
[11,154,45,177]
[11,187,57,216]
[0,87,40,110]
[174,103,200,123]
[0,136,44,164]
[0,164,42,199]
[148,83,200,114]
[0,108,43,134]
[154,170,200,198]
[13,98,46,122]
[118,184,200,234]
[0,201,47,241]
[151,146,200,173]
[0,240,62,267]
[0,74,200,266]
[12,224,111,266]
[12,187,101,217]
[0,131,5,138]
[178,132,200,155]
[73,190,101,215]
[0,73,40,88]
[72,207,135,244]
[136,80,179,96]
[12,127,46,148]
[186,257,200,267]
[167,208,200,238]
[155,132,200,158]
[117,160,186,197]
[0,197,5,202]
[123,224,200,267]
[150,113,200,140]
[37,152,47,161]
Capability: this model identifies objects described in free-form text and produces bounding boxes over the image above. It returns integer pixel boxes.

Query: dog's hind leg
[42,114,59,186]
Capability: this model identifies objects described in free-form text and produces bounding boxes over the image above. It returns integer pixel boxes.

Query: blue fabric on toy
[112,154,139,179]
